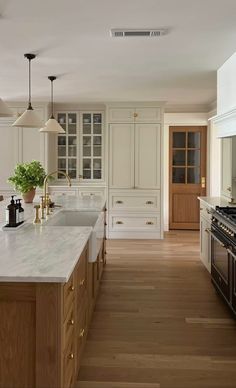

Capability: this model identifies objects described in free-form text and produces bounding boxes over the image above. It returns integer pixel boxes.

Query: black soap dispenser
[7,195,17,227]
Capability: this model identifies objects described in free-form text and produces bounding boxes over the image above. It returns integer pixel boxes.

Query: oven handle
[205,228,227,248]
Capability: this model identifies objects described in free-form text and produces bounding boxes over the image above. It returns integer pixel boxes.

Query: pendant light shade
[0,98,13,117]
[40,76,65,134]
[12,54,43,128]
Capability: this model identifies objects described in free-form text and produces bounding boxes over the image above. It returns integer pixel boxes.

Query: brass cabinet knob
[70,285,75,292]
[134,112,138,118]
[116,221,123,225]
[68,353,74,360]
[79,328,85,338]
[69,318,74,326]
[146,201,154,205]
[146,221,154,225]
[79,279,85,287]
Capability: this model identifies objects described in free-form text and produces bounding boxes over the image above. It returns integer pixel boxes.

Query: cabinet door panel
[135,108,161,123]
[109,108,134,123]
[135,124,161,189]
[221,138,232,199]
[109,124,135,188]
[200,216,211,273]
[0,123,19,190]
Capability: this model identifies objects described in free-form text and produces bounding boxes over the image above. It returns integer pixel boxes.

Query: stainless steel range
[209,206,236,314]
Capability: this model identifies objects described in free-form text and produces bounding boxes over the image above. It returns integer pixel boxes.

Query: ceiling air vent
[110,29,166,38]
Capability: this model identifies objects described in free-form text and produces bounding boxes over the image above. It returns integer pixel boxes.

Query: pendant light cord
[28,58,32,110]
[51,79,54,119]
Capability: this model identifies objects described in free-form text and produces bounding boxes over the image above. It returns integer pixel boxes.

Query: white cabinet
[107,103,163,239]
[135,124,161,189]
[109,123,160,189]
[221,137,236,202]
[109,124,134,188]
[109,107,161,123]
[199,201,211,273]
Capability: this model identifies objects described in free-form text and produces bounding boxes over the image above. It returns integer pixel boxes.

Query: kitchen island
[0,195,106,388]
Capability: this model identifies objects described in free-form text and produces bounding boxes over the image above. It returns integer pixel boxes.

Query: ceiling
[1,0,236,107]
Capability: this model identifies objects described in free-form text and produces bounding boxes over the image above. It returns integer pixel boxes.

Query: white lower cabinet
[108,189,161,239]
[200,204,211,273]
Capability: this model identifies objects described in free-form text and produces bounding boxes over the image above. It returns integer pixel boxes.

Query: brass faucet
[42,170,72,211]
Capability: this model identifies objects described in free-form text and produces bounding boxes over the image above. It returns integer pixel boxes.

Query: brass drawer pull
[69,318,74,326]
[116,221,123,225]
[146,201,154,205]
[227,187,232,192]
[68,353,74,360]
[116,200,123,204]
[200,208,203,211]
[146,221,154,225]
[79,328,85,338]
[206,209,212,214]
[79,279,85,287]
[70,285,75,292]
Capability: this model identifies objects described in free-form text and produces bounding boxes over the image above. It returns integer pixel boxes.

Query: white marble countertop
[0,195,106,283]
[198,196,236,209]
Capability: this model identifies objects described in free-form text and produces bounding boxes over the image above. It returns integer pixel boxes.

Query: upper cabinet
[108,105,162,190]
[109,107,161,123]
[56,111,104,182]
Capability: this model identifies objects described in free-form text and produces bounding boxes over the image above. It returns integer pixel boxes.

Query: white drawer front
[110,214,160,231]
[109,108,134,123]
[50,190,77,197]
[135,108,161,123]
[199,201,212,223]
[79,190,104,198]
[109,192,160,211]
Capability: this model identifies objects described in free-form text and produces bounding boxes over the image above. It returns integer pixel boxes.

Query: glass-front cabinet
[56,111,104,182]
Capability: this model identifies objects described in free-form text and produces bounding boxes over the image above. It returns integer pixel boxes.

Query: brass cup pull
[116,200,123,204]
[116,221,123,225]
[146,201,154,205]
[69,318,74,326]
[69,353,74,360]
[79,328,85,338]
[146,221,154,225]
[70,285,75,292]
[79,279,85,287]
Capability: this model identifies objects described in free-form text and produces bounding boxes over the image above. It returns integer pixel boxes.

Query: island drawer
[63,303,75,352]
[109,190,160,211]
[76,247,88,303]
[199,201,212,223]
[63,335,75,388]
[63,272,75,319]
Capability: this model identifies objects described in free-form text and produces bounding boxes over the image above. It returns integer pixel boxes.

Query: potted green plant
[8,160,46,203]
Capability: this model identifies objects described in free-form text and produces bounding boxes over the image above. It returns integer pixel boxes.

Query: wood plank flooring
[76,231,236,388]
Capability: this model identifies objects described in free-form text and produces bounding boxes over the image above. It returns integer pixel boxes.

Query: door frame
[169,125,207,230]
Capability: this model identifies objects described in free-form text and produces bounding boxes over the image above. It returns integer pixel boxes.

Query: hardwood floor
[77,231,236,388]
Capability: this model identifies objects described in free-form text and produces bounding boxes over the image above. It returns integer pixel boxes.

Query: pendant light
[40,76,65,133]
[0,98,13,117]
[12,53,43,128]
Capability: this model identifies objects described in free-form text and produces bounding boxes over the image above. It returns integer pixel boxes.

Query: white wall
[163,112,210,231]
[217,52,236,115]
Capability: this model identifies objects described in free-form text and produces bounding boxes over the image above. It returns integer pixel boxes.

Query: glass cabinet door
[81,112,103,180]
[57,112,78,180]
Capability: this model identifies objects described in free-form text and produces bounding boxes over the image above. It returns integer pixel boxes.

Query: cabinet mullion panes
[57,112,78,180]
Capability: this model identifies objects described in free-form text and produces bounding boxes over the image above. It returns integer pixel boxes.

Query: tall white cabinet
[107,104,164,239]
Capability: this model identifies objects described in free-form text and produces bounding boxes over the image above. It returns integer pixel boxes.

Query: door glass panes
[173,168,185,183]
[173,150,185,166]
[188,132,200,148]
[57,113,78,180]
[188,150,200,166]
[188,168,200,184]
[172,130,201,184]
[173,132,186,148]
[82,113,103,180]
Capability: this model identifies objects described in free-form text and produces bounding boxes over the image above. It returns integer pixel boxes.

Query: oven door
[210,227,230,302]
[228,246,236,312]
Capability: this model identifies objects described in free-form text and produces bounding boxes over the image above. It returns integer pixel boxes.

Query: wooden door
[169,126,207,230]
[135,123,161,189]
[109,123,135,188]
